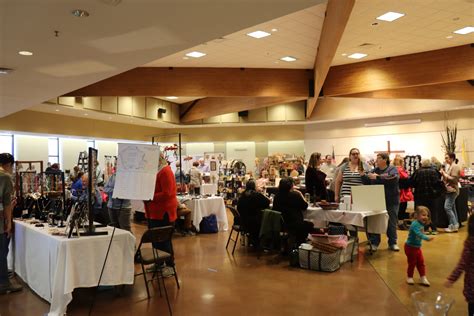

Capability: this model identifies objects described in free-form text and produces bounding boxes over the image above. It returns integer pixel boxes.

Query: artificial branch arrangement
[441,122,457,154]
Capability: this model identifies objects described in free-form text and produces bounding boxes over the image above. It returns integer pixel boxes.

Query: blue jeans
[444,192,459,227]
[147,213,175,265]
[369,201,399,247]
[0,234,10,286]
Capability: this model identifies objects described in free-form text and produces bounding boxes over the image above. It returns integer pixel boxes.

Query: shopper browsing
[445,215,474,316]
[405,206,433,286]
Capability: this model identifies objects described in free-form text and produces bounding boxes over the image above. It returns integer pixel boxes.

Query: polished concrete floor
[0,214,469,316]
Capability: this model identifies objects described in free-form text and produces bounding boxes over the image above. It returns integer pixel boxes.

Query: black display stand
[82,147,108,236]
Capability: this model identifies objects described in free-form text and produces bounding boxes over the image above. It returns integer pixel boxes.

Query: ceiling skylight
[280,56,297,62]
[185,51,206,58]
[453,26,474,35]
[246,30,271,39]
[348,53,368,59]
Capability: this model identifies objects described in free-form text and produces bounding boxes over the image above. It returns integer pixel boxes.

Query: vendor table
[183,196,228,232]
[304,207,389,234]
[200,183,218,196]
[12,220,135,316]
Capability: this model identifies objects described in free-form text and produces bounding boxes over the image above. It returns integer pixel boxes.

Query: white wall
[60,138,88,171]
[96,140,118,167]
[226,142,256,172]
[14,135,49,169]
[268,140,305,156]
[304,109,474,167]
[185,142,214,156]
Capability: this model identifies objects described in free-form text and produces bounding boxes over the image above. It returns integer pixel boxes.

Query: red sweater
[144,165,177,222]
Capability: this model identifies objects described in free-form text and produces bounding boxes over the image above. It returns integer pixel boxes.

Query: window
[87,140,96,149]
[0,134,14,155]
[48,138,59,164]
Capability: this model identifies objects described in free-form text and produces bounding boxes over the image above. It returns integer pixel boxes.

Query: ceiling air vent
[0,68,13,75]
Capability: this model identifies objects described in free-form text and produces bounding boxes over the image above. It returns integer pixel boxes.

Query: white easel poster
[113,143,159,201]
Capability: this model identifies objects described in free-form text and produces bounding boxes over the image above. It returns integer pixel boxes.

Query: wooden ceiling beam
[324,45,474,96]
[342,81,474,100]
[306,0,355,118]
[180,96,306,123]
[64,67,313,98]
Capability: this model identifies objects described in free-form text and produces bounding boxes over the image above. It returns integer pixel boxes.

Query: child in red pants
[405,206,434,286]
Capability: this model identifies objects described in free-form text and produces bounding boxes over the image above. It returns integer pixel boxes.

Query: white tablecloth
[200,183,218,196]
[184,196,228,232]
[304,207,388,234]
[12,220,136,316]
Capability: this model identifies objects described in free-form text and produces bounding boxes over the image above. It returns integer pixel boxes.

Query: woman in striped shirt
[334,148,368,203]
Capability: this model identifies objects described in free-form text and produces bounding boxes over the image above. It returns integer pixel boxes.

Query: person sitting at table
[188,161,202,195]
[305,152,328,202]
[256,169,270,192]
[361,152,400,252]
[273,177,314,247]
[0,153,23,294]
[237,180,270,246]
[71,171,84,197]
[176,198,194,236]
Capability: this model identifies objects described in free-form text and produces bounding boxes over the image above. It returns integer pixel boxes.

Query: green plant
[441,122,457,154]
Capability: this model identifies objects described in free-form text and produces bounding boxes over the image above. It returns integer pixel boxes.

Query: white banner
[113,143,159,200]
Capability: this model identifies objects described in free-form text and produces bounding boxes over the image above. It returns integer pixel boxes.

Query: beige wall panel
[58,97,76,107]
[101,97,118,113]
[267,104,286,122]
[220,112,239,123]
[118,97,133,115]
[248,108,267,122]
[203,115,221,124]
[171,103,180,123]
[161,101,173,122]
[132,97,146,118]
[285,101,305,121]
[46,98,57,104]
[83,97,101,110]
[146,98,158,120]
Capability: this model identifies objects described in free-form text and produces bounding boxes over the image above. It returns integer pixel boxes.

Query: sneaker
[430,230,438,235]
[420,276,431,287]
[389,244,400,252]
[146,263,163,273]
[445,226,454,233]
[367,244,378,252]
[0,283,23,294]
[406,277,415,285]
[161,266,175,278]
[453,224,459,232]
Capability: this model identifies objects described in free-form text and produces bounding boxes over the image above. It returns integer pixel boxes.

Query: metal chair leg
[171,265,180,289]
[140,262,150,299]
[225,227,234,249]
[160,269,173,315]
[232,231,240,255]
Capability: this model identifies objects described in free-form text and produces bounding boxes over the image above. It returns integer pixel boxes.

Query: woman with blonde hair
[305,152,327,202]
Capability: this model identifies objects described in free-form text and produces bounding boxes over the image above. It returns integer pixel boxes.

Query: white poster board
[351,185,386,212]
[113,144,159,200]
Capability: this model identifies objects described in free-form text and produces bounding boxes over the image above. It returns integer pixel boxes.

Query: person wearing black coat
[237,180,270,245]
[273,177,314,246]
[305,152,328,202]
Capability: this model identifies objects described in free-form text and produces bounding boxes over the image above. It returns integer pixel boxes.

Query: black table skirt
[435,186,469,228]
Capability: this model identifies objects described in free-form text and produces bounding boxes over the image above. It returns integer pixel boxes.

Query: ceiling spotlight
[280,56,297,62]
[271,28,278,32]
[446,35,453,39]
[341,53,347,56]
[247,30,271,39]
[0,68,13,75]
[376,12,405,22]
[18,51,33,56]
[348,53,368,59]
[453,26,474,35]
[71,9,90,17]
[185,51,206,58]
[166,96,178,100]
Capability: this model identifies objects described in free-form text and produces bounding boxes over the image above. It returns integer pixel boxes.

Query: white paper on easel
[113,144,159,200]
[351,185,386,212]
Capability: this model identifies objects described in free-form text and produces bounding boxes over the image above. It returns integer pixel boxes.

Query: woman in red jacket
[144,154,177,264]
[393,157,413,230]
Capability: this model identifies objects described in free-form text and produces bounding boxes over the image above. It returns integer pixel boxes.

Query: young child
[445,215,473,316]
[405,206,434,286]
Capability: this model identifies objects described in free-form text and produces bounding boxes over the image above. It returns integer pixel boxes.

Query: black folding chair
[134,226,180,315]
[225,205,245,255]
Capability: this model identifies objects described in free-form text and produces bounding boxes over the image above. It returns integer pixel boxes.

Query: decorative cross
[374,141,405,155]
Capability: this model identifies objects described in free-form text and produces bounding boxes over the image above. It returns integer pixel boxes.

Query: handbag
[199,214,218,233]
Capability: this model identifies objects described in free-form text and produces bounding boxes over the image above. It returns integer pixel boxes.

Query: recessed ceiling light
[271,28,278,32]
[446,35,453,39]
[18,51,33,56]
[453,26,474,35]
[376,12,405,22]
[166,96,178,100]
[246,30,271,39]
[280,56,297,62]
[84,113,88,116]
[71,9,90,17]
[348,53,368,59]
[185,51,206,58]
[55,109,60,112]
[341,53,347,56]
